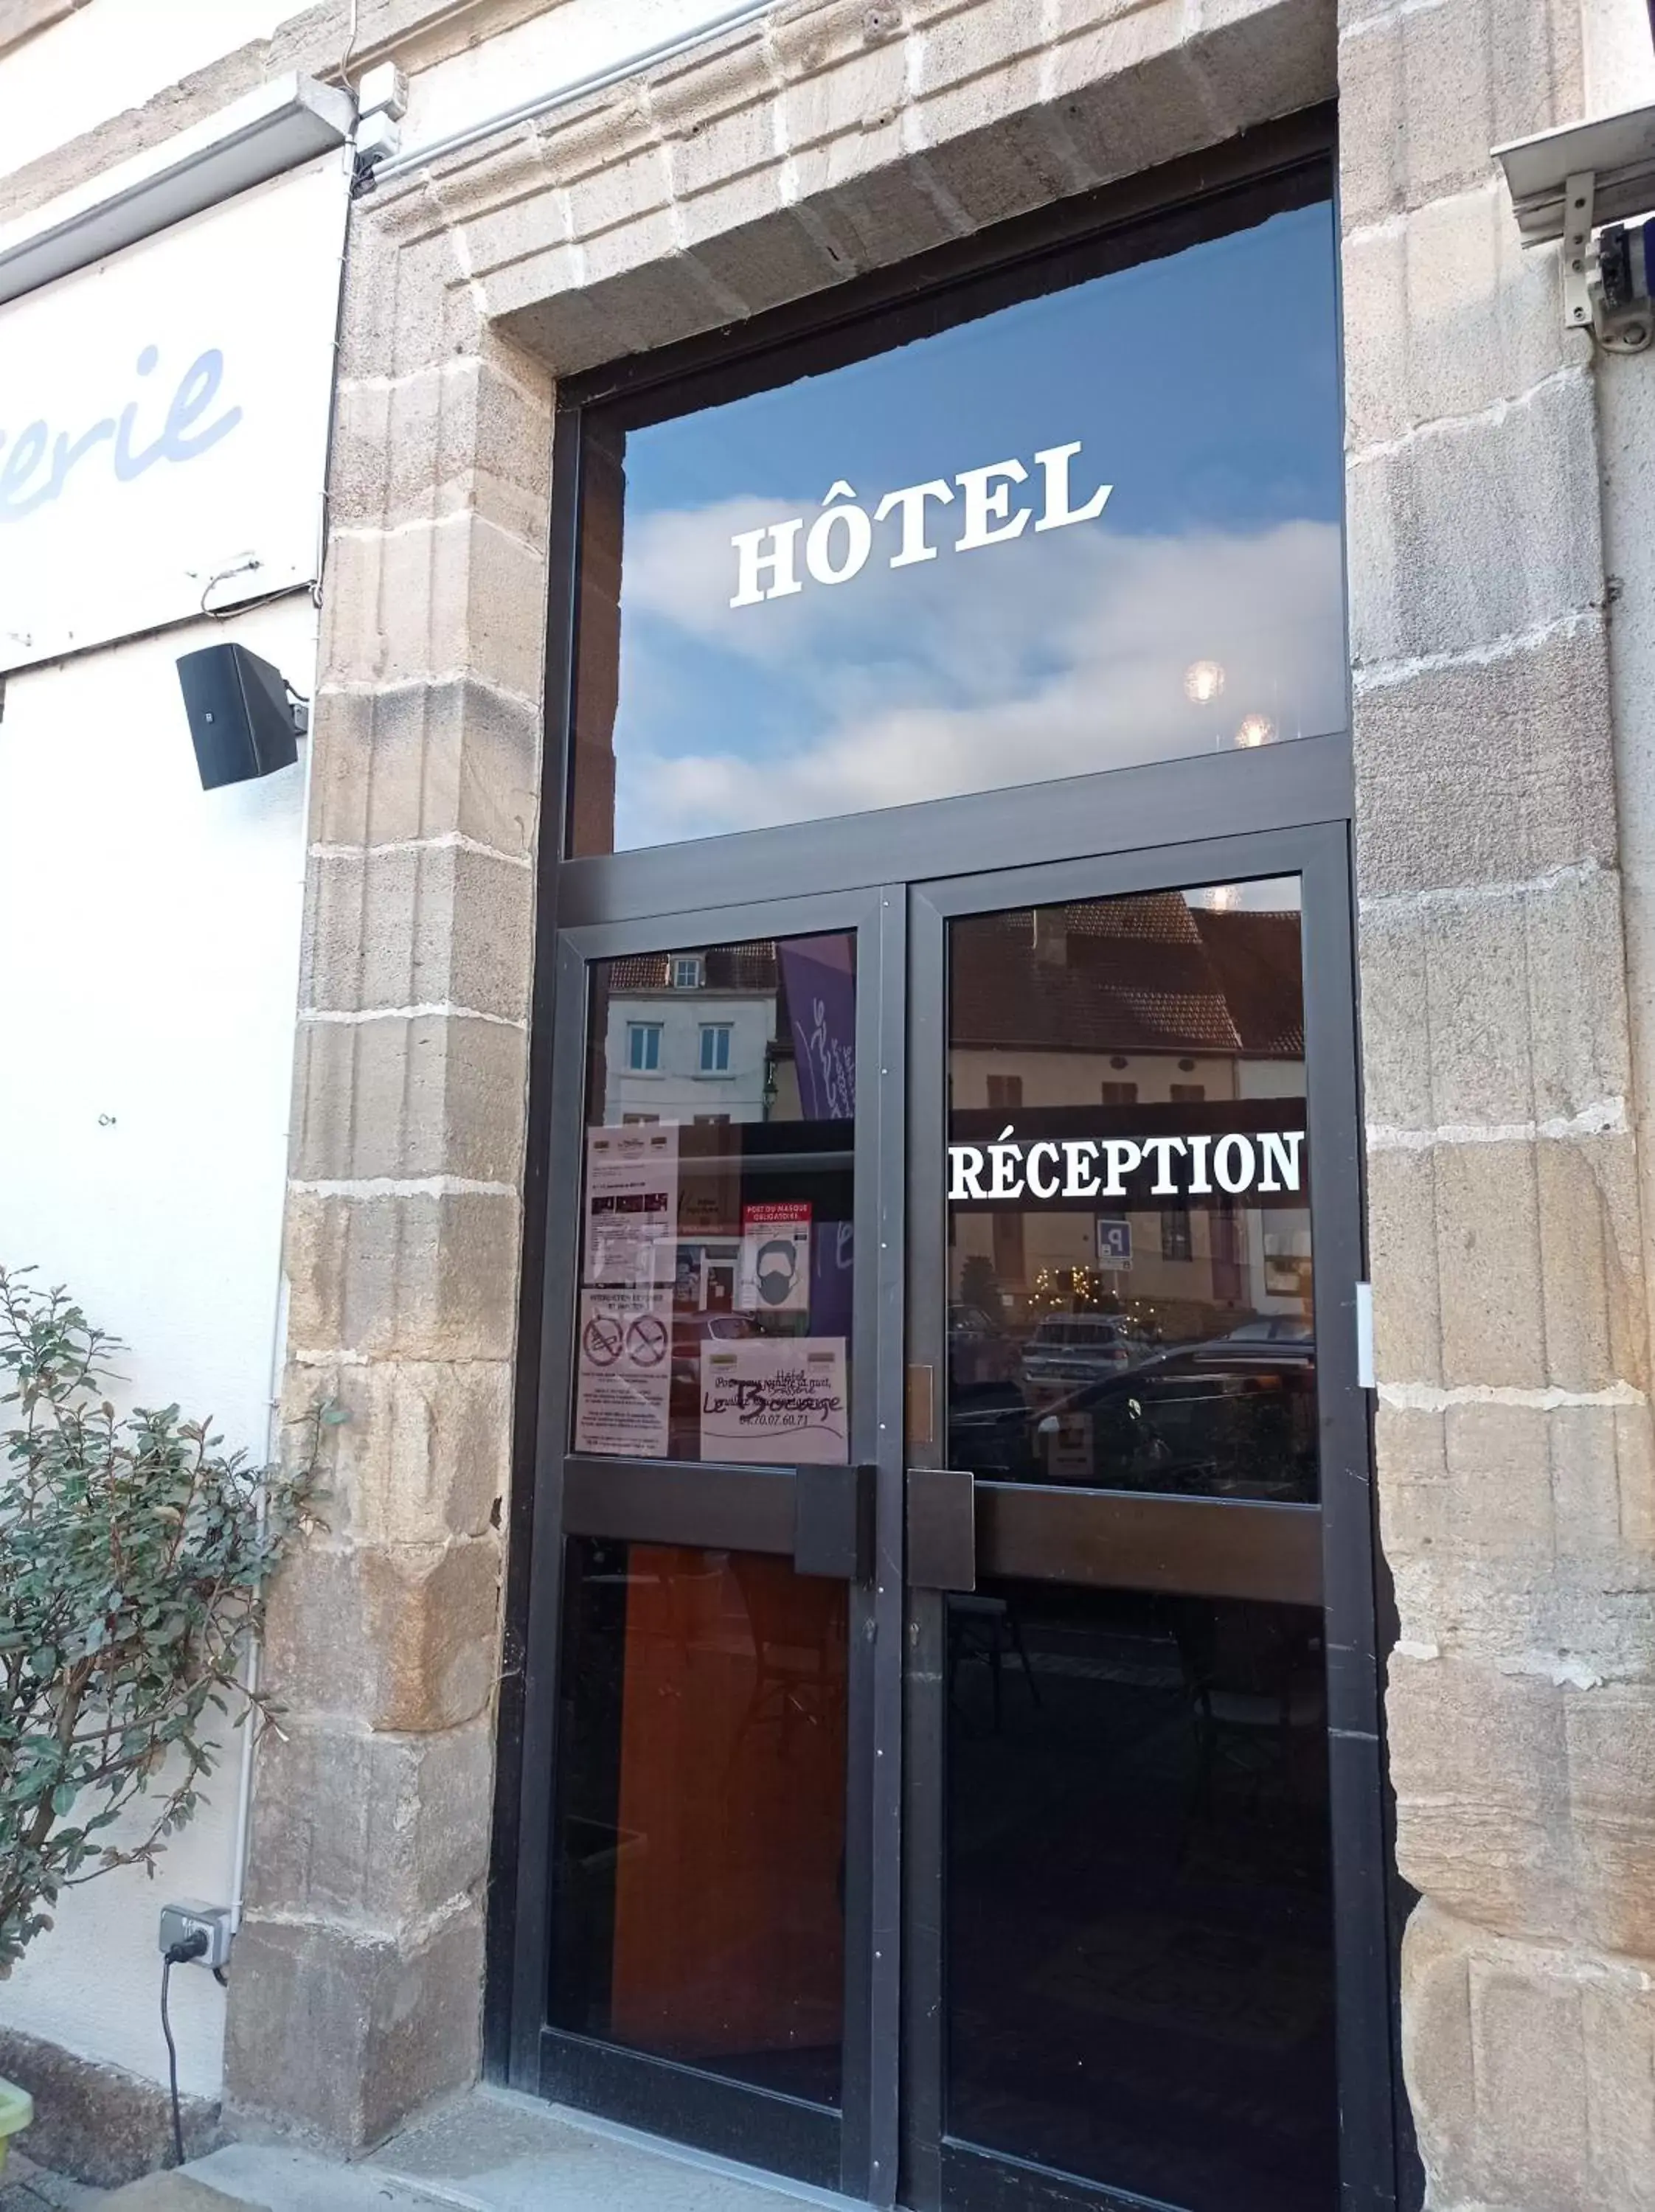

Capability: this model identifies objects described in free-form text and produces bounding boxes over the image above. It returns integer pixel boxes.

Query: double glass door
[513,827,1392,2212]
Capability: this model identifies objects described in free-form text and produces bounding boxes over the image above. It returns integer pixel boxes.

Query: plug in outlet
[158,1902,233,1970]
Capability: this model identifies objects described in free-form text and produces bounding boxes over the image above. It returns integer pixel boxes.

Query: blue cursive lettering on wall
[0,344,243,523]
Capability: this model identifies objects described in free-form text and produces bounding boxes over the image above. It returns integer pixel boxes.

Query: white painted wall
[1580,0,1655,115]
[0,593,313,2096]
[0,0,775,196]
[0,0,302,185]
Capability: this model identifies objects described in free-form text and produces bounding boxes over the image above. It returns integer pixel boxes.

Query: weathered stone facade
[1342,1,1655,2201]
[187,0,1655,2203]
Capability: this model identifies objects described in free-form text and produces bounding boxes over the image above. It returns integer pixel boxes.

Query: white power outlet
[158,1901,233,1971]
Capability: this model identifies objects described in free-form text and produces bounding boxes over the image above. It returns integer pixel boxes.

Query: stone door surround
[225,4,1655,2209]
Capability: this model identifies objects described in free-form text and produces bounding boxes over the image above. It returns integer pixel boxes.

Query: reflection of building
[949,894,1311,1334]
[603,945,781,1126]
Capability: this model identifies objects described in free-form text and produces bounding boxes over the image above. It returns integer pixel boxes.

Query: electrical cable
[159,1958,183,2166]
[159,1932,209,2166]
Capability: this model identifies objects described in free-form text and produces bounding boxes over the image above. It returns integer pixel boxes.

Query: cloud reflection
[615,510,1345,848]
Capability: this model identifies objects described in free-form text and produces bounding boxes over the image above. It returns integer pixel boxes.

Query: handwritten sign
[701,1338,849,1464]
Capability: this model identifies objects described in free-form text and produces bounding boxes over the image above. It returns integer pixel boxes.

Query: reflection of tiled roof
[950,899,1302,1057]
[608,942,780,992]
[1193,911,1305,1055]
[601,907,1303,1057]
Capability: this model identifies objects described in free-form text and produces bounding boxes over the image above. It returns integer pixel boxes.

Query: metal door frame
[502,877,904,2194]
[901,822,1393,2212]
[492,778,1401,2212]
[484,88,1413,2212]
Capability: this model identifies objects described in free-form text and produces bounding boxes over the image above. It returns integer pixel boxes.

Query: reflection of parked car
[953,1338,1318,1502]
[1222,1316,1314,1347]
[948,1301,1019,1397]
[1020,1313,1139,1394]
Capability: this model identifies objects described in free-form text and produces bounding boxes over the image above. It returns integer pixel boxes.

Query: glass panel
[576,933,856,1465]
[946,880,1315,1501]
[571,187,1342,852]
[946,1581,1337,2211]
[549,1538,848,2104]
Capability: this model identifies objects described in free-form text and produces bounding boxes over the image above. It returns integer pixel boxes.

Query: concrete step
[178,2092,874,2212]
[98,2182,251,2212]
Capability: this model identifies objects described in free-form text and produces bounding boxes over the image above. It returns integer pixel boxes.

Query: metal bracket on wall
[1563,168,1596,333]
[1496,107,1655,353]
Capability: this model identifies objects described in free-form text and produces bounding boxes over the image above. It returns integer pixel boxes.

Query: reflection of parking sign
[1096,1217,1132,1269]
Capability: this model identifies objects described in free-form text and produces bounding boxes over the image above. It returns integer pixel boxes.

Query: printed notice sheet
[701,1338,848,1464]
[585,1125,679,1288]
[737,1201,811,1315]
[575,1287,672,1456]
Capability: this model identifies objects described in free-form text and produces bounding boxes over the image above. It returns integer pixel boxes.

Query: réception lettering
[0,344,243,524]
[729,439,1111,608]
[948,1125,1306,1203]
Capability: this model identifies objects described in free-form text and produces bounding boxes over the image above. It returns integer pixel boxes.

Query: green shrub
[0,1267,321,1974]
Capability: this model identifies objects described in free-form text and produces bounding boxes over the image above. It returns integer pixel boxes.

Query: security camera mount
[353,63,409,175]
[1495,103,1655,353]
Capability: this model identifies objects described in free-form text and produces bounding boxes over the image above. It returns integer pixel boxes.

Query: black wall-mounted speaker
[176,643,301,790]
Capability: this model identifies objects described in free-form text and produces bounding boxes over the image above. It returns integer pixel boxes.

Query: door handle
[794,1462,875,1579]
[906,1467,976,1592]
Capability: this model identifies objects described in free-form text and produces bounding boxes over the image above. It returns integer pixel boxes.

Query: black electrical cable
[160,1933,209,2166]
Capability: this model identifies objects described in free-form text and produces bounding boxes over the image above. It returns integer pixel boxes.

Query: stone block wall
[223,185,553,2146]
[224,0,1341,2152]
[1340,0,1655,2203]
[219,0,1655,2191]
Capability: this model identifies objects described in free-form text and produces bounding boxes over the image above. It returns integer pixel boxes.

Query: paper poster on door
[737,1202,811,1314]
[701,1339,848,1463]
[575,1287,672,1456]
[585,1125,679,1287]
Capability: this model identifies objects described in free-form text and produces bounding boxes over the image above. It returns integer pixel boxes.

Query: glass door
[510,832,1393,2211]
[902,832,1393,2212]
[518,883,907,2196]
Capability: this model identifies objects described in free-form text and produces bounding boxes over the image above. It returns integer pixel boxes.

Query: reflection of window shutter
[1211,1198,1243,1303]
[1100,1080,1137,1105]
[992,1208,1025,1284]
[987,1072,1023,1107]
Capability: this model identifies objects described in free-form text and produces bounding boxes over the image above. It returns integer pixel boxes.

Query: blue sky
[594,201,1345,851]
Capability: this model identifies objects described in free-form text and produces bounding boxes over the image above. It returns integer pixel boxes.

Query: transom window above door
[565,166,1343,856]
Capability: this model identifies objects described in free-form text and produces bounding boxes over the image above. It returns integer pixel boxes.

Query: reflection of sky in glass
[594,201,1344,852]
